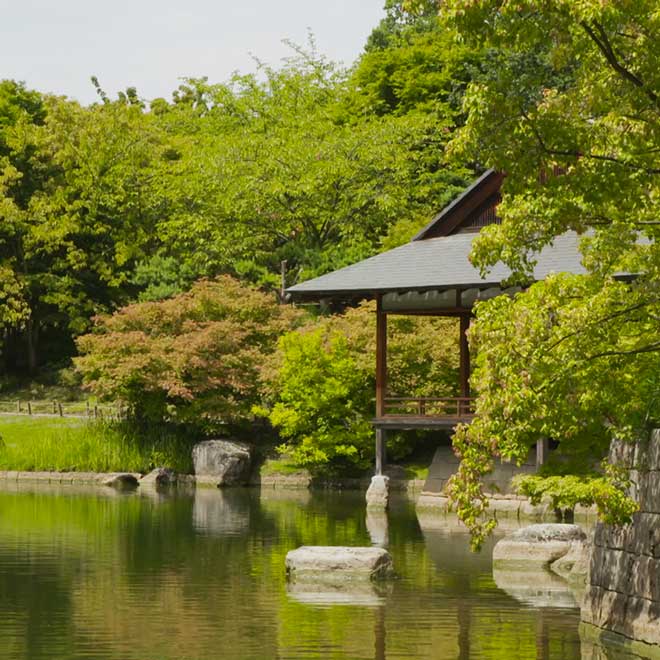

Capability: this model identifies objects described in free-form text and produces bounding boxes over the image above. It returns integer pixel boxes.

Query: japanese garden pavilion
[286,169,587,472]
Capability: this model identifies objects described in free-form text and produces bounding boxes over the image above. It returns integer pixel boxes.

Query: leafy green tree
[429,0,660,544]
[156,49,471,287]
[75,277,301,428]
[261,303,459,473]
[0,86,177,372]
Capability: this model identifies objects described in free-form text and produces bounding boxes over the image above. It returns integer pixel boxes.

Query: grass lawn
[0,416,193,474]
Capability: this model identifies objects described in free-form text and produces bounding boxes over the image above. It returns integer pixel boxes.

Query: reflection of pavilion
[287,169,588,474]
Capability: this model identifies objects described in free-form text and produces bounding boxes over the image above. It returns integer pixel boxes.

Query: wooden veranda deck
[373,396,475,430]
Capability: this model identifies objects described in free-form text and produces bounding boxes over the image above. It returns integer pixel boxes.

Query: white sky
[1,0,386,105]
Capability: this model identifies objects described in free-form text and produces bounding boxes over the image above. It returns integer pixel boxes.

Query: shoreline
[0,470,598,521]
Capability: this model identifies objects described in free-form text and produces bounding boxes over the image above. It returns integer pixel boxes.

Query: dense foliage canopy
[0,20,478,376]
[433,0,660,544]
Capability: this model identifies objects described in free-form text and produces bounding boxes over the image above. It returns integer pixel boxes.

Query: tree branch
[581,21,660,110]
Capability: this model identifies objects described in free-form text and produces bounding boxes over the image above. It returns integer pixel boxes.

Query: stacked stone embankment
[582,429,660,656]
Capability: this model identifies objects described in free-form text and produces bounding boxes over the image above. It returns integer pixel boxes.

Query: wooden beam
[383,307,473,317]
[376,295,388,418]
[459,314,470,399]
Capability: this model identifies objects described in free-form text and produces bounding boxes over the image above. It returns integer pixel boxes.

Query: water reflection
[192,487,251,536]
[0,483,640,660]
[492,567,579,609]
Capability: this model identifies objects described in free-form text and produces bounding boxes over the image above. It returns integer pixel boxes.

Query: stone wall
[581,428,660,657]
[422,444,538,496]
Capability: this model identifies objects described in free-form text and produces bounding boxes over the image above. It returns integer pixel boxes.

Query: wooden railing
[383,396,476,418]
[0,400,126,420]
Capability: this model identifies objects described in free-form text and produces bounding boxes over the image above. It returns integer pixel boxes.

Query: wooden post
[52,401,57,414]
[27,401,32,416]
[86,401,90,417]
[459,311,471,416]
[375,428,386,476]
[17,400,21,413]
[375,295,388,418]
[94,405,98,419]
[280,260,288,303]
[58,402,63,417]
[536,438,549,468]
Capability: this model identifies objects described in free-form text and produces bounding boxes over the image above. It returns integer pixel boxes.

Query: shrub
[75,276,301,429]
[259,302,459,473]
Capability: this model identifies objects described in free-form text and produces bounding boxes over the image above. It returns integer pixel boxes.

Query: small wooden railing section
[0,399,126,420]
[383,396,476,418]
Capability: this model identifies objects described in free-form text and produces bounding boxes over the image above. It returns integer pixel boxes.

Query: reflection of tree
[0,485,587,659]
[0,550,75,658]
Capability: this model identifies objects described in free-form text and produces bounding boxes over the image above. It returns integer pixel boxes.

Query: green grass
[259,456,309,476]
[0,416,193,474]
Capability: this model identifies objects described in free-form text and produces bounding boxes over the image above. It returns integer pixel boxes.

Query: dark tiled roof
[412,169,503,240]
[287,231,588,299]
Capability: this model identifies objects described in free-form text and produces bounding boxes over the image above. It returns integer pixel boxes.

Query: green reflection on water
[0,483,634,660]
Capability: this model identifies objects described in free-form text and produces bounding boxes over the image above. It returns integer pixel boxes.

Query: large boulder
[493,523,587,570]
[285,546,394,581]
[192,439,252,486]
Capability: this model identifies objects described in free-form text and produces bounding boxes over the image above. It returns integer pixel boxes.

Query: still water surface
[0,483,620,659]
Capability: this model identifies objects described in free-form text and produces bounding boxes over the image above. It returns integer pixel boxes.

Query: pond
[0,483,625,659]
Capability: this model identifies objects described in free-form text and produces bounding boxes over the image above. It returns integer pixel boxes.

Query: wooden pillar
[375,428,386,476]
[376,295,388,417]
[459,314,471,399]
[536,438,549,468]
[375,295,388,476]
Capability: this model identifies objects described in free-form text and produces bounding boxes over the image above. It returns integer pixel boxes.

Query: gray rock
[365,475,389,510]
[102,473,139,490]
[550,540,590,589]
[285,546,394,581]
[493,523,586,570]
[192,440,252,486]
[140,467,177,488]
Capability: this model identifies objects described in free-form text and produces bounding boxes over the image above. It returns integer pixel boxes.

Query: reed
[0,416,194,474]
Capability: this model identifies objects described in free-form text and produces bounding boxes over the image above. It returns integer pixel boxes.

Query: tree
[260,302,459,473]
[0,86,176,373]
[155,48,471,288]
[75,277,301,428]
[431,0,660,544]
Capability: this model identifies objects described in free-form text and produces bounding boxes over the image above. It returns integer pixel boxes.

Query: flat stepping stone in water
[286,546,394,581]
[493,523,587,570]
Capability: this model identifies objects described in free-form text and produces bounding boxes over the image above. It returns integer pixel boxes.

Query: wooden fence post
[27,401,32,416]
[17,401,21,413]
[58,402,63,417]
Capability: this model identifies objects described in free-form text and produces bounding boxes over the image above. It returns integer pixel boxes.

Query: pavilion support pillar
[536,438,549,468]
[459,312,471,414]
[376,295,388,418]
[368,296,390,510]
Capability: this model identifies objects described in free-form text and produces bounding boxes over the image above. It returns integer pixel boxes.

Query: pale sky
[1,0,386,105]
